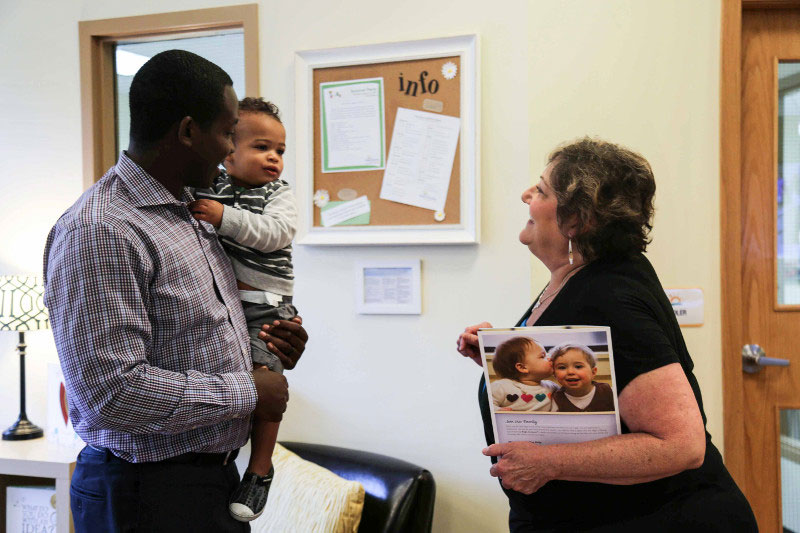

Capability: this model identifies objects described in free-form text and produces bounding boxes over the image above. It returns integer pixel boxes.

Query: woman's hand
[259,316,308,370]
[483,441,555,494]
[456,322,493,366]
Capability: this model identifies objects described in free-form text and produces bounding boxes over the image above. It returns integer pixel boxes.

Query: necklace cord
[532,264,586,310]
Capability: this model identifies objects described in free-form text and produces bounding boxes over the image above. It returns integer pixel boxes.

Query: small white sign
[664,288,704,327]
[320,196,371,227]
[355,260,421,314]
[6,486,56,532]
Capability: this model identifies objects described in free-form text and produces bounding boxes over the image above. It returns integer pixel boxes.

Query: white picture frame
[295,34,480,245]
[355,260,421,314]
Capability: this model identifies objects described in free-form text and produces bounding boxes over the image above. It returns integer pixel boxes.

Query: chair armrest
[280,441,435,533]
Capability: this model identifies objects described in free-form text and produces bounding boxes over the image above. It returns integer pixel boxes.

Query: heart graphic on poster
[59,383,69,425]
[520,394,533,402]
[506,394,519,402]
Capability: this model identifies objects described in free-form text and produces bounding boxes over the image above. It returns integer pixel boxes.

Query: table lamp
[0,275,48,440]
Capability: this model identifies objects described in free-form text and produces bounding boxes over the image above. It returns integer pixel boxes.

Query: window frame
[78,5,260,189]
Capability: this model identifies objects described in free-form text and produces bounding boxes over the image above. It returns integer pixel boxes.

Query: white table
[0,438,82,533]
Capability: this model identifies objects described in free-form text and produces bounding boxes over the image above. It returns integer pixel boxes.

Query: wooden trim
[720,0,746,479]
[242,12,260,100]
[743,0,800,8]
[773,56,780,312]
[78,4,259,188]
[78,25,115,191]
[774,405,784,521]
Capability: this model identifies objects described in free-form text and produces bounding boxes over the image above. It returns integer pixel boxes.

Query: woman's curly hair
[547,137,656,261]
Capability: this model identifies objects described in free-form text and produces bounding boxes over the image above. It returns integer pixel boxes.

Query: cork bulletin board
[294,35,479,245]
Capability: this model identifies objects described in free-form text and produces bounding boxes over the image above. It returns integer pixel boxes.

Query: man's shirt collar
[115,151,192,207]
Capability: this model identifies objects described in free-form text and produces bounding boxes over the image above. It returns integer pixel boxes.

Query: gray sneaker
[228,467,274,522]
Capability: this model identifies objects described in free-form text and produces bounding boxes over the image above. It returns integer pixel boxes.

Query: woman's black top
[479,253,757,531]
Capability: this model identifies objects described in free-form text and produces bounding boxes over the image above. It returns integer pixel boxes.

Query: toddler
[189,98,297,522]
[490,336,558,411]
[549,343,615,412]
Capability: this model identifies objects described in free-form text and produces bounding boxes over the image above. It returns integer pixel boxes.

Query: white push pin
[441,61,458,80]
[313,189,330,208]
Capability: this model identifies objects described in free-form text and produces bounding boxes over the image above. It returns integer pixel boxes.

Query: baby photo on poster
[478,326,621,445]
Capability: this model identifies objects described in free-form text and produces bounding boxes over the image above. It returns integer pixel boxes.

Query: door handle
[741,344,791,374]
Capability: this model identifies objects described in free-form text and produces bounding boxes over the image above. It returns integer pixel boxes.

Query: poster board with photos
[295,35,479,245]
[478,326,621,446]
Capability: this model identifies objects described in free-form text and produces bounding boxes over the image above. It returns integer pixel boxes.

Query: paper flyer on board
[379,107,460,211]
[478,326,621,445]
[319,77,386,173]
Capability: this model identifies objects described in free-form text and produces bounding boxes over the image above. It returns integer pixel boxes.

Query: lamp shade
[0,276,49,332]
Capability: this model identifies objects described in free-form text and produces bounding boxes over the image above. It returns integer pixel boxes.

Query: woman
[457,138,757,531]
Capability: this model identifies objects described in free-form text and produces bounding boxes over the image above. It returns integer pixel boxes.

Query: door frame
[78,4,260,190]
[720,0,800,482]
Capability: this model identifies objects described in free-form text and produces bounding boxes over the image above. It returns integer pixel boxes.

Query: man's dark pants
[70,446,249,532]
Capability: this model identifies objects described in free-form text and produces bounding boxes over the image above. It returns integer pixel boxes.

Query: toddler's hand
[189,199,224,228]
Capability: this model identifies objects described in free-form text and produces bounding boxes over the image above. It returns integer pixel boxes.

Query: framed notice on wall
[295,35,479,245]
[355,259,422,314]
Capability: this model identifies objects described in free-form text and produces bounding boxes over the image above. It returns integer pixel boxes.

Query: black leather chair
[280,442,436,533]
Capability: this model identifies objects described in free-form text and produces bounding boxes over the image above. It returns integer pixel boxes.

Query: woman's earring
[568,238,574,265]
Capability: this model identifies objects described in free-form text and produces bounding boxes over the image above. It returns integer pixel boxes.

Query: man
[43,50,307,532]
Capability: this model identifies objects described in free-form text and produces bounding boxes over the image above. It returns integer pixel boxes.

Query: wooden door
[723,4,800,531]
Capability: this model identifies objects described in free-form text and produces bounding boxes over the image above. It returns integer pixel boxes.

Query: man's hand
[259,316,308,370]
[188,199,224,228]
[251,367,289,422]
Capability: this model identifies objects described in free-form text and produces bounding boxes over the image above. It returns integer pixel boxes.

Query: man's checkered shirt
[43,152,258,462]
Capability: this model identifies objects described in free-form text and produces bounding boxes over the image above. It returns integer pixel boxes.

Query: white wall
[0,1,720,532]
[528,0,723,448]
